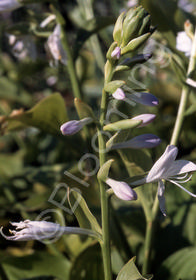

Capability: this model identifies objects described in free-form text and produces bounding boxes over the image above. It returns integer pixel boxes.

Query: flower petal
[106,178,137,201]
[158,180,166,216]
[166,160,196,178]
[146,145,178,183]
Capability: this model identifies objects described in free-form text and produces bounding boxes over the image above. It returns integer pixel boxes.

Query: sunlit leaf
[4,93,68,135]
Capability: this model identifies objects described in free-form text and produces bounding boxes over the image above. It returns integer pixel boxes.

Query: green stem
[142,28,196,274]
[98,87,112,280]
[60,28,82,100]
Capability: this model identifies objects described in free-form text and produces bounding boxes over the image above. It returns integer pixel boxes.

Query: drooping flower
[112,89,159,107]
[176,31,192,57]
[0,0,21,12]
[1,220,100,241]
[1,220,64,241]
[60,117,93,136]
[131,114,156,128]
[106,178,137,201]
[131,145,196,216]
[46,24,67,66]
[110,134,161,150]
[111,46,121,60]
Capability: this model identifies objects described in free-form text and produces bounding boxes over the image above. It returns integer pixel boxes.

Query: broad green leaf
[68,189,102,235]
[156,247,196,280]
[116,257,151,280]
[69,243,104,280]
[5,93,68,135]
[1,252,70,280]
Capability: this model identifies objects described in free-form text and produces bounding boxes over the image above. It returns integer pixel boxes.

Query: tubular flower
[60,117,93,135]
[131,145,196,216]
[1,220,101,241]
[0,0,21,12]
[1,220,65,241]
[106,178,137,201]
[110,134,161,150]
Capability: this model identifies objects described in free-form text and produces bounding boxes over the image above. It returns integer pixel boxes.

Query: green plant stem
[53,5,82,100]
[60,29,82,100]
[142,193,159,274]
[142,29,196,274]
[98,87,112,280]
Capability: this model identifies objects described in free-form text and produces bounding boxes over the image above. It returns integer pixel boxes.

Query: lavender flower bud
[111,47,121,60]
[60,117,92,135]
[106,178,137,201]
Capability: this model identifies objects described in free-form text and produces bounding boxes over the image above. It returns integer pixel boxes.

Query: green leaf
[68,189,102,235]
[156,247,196,280]
[69,243,104,280]
[117,257,151,280]
[5,93,68,135]
[1,252,70,280]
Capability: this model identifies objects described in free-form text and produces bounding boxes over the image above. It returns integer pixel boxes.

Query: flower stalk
[98,89,112,280]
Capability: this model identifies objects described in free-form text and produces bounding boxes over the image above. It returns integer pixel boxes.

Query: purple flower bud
[128,92,159,106]
[106,178,137,201]
[111,47,121,60]
[112,88,126,100]
[60,117,92,135]
[111,134,161,150]
[131,114,156,127]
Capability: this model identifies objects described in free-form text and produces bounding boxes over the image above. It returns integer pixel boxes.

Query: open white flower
[131,145,196,216]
